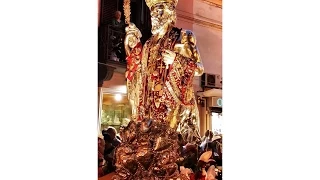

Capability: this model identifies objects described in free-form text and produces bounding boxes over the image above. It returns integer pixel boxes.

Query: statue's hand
[162,49,176,68]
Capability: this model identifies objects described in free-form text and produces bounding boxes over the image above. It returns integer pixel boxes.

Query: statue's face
[150,4,174,35]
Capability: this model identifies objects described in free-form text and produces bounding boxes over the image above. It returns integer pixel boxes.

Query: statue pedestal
[99,172,115,180]
[112,119,181,179]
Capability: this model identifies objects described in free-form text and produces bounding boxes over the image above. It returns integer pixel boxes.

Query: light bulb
[114,94,122,101]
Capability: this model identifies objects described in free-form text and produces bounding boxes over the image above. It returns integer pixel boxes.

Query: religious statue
[112,0,204,179]
[125,0,204,128]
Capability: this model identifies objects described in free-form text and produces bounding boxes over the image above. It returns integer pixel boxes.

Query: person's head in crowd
[106,127,117,140]
[209,131,214,141]
[185,143,198,154]
[115,11,121,21]
[102,129,108,136]
[204,130,210,137]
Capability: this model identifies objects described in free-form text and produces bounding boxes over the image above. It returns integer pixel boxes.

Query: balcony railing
[99,25,126,68]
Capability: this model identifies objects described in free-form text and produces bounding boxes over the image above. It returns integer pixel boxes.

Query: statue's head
[145,0,178,35]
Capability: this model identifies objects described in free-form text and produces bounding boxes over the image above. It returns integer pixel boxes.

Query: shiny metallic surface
[112,119,180,179]
[114,0,205,178]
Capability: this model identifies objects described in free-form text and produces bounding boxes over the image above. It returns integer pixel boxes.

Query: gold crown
[145,0,178,9]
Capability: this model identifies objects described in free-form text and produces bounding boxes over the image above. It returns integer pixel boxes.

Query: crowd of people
[177,129,222,178]
[98,127,121,177]
[98,127,222,179]
[200,130,223,166]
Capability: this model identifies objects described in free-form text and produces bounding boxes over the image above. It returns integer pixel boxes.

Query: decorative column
[198,98,207,136]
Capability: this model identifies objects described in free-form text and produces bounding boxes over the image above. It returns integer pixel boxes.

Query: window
[211,112,223,134]
[101,93,132,132]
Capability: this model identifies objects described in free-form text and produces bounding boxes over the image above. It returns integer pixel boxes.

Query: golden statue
[112,0,204,179]
[125,0,203,128]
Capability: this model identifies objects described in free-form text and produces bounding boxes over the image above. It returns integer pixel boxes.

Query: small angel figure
[124,23,143,121]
